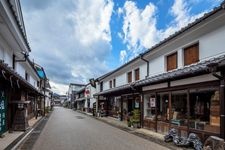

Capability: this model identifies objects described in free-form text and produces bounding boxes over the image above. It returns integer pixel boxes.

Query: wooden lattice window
[167,52,177,71]
[109,80,112,88]
[113,79,116,87]
[184,43,199,66]
[127,71,132,83]
[135,68,140,81]
[100,82,103,91]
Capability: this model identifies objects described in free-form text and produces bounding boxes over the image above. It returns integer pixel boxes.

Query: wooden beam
[187,89,190,135]
[140,94,144,127]
[121,97,123,121]
[155,92,158,132]
[169,92,172,129]
[220,70,225,139]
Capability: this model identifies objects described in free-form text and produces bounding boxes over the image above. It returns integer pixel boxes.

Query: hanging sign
[0,91,6,135]
[150,97,156,107]
[135,97,139,108]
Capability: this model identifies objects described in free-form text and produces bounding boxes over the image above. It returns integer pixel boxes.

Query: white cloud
[119,0,207,63]
[49,81,68,95]
[118,1,158,62]
[120,50,127,63]
[71,0,113,45]
[21,0,114,94]
[121,1,158,51]
[117,7,123,16]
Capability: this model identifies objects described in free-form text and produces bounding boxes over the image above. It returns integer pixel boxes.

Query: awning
[9,101,31,104]
[75,97,85,101]
[0,60,42,95]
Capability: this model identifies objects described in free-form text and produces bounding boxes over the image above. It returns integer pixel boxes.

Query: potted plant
[131,109,141,128]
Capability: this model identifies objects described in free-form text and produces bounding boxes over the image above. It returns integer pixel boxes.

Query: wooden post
[169,92,172,128]
[96,96,99,116]
[106,97,109,116]
[187,89,190,135]
[155,92,158,132]
[140,94,144,127]
[220,70,225,139]
[121,96,123,121]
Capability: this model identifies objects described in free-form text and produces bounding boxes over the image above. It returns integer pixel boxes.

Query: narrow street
[22,107,169,150]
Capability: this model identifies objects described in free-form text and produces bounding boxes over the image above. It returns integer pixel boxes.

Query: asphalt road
[32,107,169,150]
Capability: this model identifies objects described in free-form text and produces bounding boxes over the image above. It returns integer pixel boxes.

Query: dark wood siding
[184,43,199,66]
[167,52,177,71]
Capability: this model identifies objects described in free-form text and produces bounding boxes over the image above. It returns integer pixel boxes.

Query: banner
[0,91,6,135]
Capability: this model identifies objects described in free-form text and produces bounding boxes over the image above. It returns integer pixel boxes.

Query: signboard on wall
[135,97,139,108]
[0,91,6,135]
[150,97,156,107]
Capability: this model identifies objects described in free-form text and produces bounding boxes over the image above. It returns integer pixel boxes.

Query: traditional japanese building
[95,1,225,141]
[0,0,46,135]
[68,83,85,109]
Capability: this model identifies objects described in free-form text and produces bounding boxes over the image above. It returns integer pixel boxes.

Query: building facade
[0,0,47,134]
[67,83,85,109]
[95,1,225,141]
[84,84,97,113]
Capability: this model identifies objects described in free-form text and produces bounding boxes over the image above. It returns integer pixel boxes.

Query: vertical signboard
[0,91,6,135]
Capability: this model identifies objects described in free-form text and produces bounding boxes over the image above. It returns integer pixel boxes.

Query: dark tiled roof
[0,59,42,95]
[136,55,225,87]
[7,0,31,52]
[96,1,225,81]
[95,54,225,96]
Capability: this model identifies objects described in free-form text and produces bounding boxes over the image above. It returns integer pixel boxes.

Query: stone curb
[4,112,53,150]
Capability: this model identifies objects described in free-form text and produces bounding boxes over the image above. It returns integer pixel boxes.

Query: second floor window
[37,81,40,87]
[113,79,116,87]
[167,52,177,71]
[109,80,112,88]
[100,82,103,92]
[127,71,132,83]
[25,72,28,81]
[12,54,15,69]
[134,68,140,81]
[184,43,199,66]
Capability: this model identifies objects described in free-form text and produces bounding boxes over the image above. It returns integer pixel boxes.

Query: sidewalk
[0,116,42,150]
[97,116,194,150]
[75,111,185,150]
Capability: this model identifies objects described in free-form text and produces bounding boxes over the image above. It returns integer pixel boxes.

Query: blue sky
[20,0,223,94]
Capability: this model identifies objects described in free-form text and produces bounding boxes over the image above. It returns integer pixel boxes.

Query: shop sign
[150,97,156,107]
[135,98,139,108]
[0,91,6,135]
[85,89,90,97]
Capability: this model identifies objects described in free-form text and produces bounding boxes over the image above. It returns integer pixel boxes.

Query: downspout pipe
[140,54,149,78]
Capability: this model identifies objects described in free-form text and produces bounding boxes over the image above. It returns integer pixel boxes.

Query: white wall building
[95,2,225,140]
[84,84,97,113]
[0,0,47,132]
[68,83,85,108]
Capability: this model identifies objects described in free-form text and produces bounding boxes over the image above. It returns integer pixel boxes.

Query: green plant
[130,109,141,128]
[131,109,140,123]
